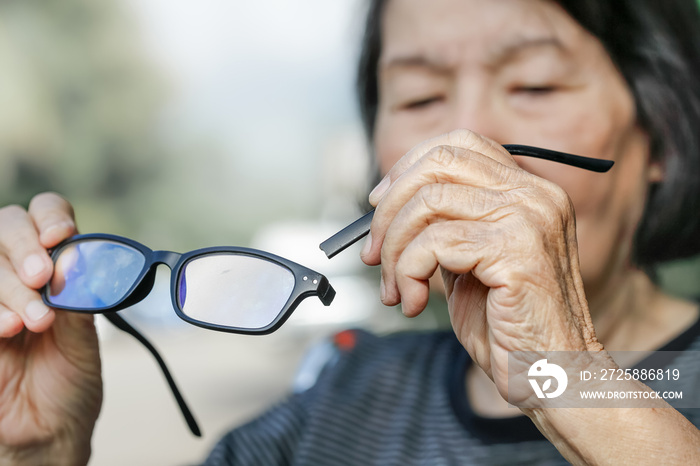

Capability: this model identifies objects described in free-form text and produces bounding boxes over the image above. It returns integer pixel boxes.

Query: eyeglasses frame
[42,233,335,335]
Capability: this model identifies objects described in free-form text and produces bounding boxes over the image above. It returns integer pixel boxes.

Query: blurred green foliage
[658,257,700,299]
[0,0,321,252]
[0,0,165,233]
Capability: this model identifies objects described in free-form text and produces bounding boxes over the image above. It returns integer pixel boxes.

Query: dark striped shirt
[203,318,700,465]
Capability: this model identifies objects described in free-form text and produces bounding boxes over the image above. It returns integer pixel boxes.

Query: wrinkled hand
[361,130,602,398]
[0,193,101,465]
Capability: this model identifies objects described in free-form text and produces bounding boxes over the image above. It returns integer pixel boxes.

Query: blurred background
[0,1,433,464]
[0,0,370,245]
[0,0,698,465]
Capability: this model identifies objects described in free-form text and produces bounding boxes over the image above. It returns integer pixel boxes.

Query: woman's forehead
[380,0,587,68]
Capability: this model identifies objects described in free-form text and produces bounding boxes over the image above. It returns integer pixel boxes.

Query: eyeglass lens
[48,240,146,308]
[178,254,295,329]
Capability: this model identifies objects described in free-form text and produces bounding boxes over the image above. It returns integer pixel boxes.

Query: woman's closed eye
[401,95,444,110]
[511,84,558,96]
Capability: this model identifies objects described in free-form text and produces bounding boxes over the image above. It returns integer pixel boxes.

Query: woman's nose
[447,86,504,144]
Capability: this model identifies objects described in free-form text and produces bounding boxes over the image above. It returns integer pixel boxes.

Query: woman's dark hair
[357,0,700,267]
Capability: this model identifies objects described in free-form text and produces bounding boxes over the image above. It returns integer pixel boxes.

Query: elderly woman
[1,0,699,464]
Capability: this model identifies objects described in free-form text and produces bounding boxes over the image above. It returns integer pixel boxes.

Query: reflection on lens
[48,240,146,308]
[178,254,295,329]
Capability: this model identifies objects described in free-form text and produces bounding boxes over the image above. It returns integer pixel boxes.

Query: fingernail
[23,254,46,278]
[26,301,50,322]
[379,277,386,302]
[360,233,373,258]
[369,176,390,204]
[43,221,75,239]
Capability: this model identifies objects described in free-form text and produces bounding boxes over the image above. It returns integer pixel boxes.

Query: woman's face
[373,0,658,295]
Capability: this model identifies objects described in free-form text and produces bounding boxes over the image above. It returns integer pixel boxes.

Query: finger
[0,255,56,333]
[392,214,569,317]
[0,205,54,289]
[28,192,77,248]
[392,221,482,316]
[364,144,523,265]
[368,129,516,206]
[0,303,25,338]
[379,183,515,302]
[392,220,506,317]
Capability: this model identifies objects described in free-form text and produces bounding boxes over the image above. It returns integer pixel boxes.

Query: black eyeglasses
[42,145,612,437]
[42,234,335,436]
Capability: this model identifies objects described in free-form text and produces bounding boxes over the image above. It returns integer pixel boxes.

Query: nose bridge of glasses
[113,251,179,311]
[151,250,182,269]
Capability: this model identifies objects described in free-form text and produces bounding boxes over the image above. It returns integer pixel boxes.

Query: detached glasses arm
[103,312,202,437]
[501,144,613,172]
[319,145,614,259]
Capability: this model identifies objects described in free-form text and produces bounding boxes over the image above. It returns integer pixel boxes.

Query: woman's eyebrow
[487,36,565,67]
[379,54,452,74]
[380,36,566,74]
